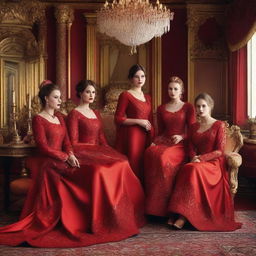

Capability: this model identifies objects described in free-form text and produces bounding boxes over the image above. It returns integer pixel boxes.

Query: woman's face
[196,99,211,118]
[45,89,61,110]
[131,70,146,88]
[81,85,96,104]
[168,82,182,100]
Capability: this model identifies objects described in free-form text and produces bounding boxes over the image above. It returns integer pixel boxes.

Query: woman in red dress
[66,80,145,232]
[0,81,144,247]
[144,76,195,217]
[167,93,241,231]
[115,64,154,181]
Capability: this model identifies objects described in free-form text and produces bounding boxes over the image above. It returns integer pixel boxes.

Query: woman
[167,93,241,231]
[0,81,144,247]
[144,76,195,217]
[115,64,154,181]
[67,80,145,235]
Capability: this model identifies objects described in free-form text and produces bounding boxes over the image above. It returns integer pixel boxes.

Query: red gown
[168,121,241,231]
[115,91,154,180]
[0,112,145,247]
[144,103,195,216]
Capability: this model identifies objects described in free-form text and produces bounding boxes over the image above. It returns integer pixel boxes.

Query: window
[247,32,256,118]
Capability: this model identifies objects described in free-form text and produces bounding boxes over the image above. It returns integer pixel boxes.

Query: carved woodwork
[187,4,229,120]
[0,0,47,132]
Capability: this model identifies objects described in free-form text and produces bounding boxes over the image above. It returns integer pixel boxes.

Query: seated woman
[0,81,144,248]
[67,80,145,229]
[144,76,195,217]
[167,93,241,231]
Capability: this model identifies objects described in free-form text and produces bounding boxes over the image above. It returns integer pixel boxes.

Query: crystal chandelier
[97,0,174,54]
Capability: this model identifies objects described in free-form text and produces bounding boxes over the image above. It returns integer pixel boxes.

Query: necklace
[44,110,55,119]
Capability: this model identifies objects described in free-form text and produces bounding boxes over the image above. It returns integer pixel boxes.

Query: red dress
[144,103,195,216]
[0,112,145,247]
[115,91,154,180]
[168,121,241,231]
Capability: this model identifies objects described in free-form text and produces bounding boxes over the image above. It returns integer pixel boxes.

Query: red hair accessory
[39,80,53,89]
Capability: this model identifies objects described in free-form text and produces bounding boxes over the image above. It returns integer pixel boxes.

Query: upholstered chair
[224,122,244,196]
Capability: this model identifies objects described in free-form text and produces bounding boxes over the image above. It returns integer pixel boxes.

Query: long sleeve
[32,116,69,161]
[182,103,196,140]
[147,95,155,140]
[67,110,89,148]
[95,110,108,146]
[199,122,226,162]
[57,113,73,155]
[188,125,197,160]
[115,92,128,125]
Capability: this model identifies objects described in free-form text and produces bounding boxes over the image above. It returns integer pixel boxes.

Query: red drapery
[229,46,247,126]
[226,0,256,52]
[226,0,256,125]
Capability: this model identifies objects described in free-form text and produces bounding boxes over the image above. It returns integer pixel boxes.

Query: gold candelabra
[23,93,34,144]
[10,89,22,144]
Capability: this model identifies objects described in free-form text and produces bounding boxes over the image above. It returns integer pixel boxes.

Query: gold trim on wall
[151,37,162,112]
[84,13,97,83]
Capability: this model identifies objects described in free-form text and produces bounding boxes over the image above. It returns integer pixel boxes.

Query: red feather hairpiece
[39,80,53,89]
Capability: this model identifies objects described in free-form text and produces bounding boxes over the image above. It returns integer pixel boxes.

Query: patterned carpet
[0,211,255,256]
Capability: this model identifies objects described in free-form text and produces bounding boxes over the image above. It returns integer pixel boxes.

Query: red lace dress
[144,103,195,216]
[67,109,145,228]
[168,121,241,231]
[115,91,154,180]
[0,112,145,247]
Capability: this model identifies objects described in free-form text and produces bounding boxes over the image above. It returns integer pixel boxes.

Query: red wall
[70,9,87,104]
[162,8,188,104]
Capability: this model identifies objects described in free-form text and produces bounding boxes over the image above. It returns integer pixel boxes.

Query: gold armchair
[224,123,244,196]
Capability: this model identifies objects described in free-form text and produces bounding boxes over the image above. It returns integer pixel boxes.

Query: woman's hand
[67,154,80,168]
[150,142,156,146]
[136,119,152,131]
[171,135,183,144]
[191,155,201,163]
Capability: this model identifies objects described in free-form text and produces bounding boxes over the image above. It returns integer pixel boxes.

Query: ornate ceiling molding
[0,0,46,28]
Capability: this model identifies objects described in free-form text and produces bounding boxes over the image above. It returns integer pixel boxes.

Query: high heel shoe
[167,218,174,228]
[173,216,186,230]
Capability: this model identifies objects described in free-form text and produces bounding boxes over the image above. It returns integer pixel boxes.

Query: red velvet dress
[115,91,154,180]
[0,112,145,247]
[144,103,195,216]
[168,121,241,231]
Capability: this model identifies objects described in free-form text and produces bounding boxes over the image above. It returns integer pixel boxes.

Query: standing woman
[167,93,241,231]
[67,80,145,238]
[115,64,154,181]
[144,76,195,217]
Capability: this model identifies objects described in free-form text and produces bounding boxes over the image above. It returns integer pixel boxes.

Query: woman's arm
[115,92,152,130]
[198,121,226,162]
[32,115,69,161]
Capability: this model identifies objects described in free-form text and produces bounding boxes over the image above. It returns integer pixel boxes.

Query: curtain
[229,46,247,126]
[226,0,256,125]
[226,0,256,52]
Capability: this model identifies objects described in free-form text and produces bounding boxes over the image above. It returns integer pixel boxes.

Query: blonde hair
[169,76,184,93]
[194,93,214,110]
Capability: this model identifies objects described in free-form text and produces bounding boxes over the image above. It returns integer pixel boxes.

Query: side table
[0,143,35,212]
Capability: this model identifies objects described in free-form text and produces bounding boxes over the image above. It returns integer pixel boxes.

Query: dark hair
[38,83,60,107]
[194,93,214,110]
[128,64,146,80]
[76,80,97,98]
[169,76,184,94]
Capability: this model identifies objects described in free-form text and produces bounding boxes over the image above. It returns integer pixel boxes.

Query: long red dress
[168,121,241,231]
[0,112,145,247]
[144,103,195,216]
[115,91,154,180]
